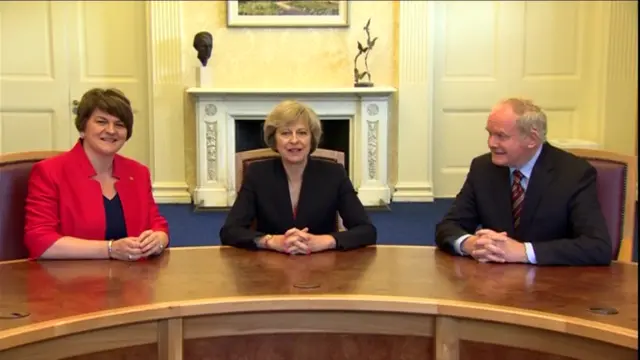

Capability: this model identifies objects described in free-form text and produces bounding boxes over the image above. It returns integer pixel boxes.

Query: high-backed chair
[566,148,637,262]
[235,148,346,231]
[0,151,62,261]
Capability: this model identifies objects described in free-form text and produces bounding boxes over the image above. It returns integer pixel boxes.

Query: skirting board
[153,182,192,204]
[392,182,434,202]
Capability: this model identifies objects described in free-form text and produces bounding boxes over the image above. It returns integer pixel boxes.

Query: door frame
[145,2,191,204]
[394,1,436,202]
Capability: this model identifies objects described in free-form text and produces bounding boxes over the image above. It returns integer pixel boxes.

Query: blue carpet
[158,200,637,262]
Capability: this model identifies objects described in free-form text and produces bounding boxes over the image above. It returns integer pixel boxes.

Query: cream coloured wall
[181,2,395,88]
[429,1,617,197]
[397,1,638,199]
[178,1,397,194]
[2,1,634,203]
[0,2,149,163]
[147,0,636,203]
[598,0,638,156]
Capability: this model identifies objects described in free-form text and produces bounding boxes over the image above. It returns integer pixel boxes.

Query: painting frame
[227,1,350,28]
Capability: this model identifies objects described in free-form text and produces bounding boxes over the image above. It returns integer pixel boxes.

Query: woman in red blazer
[24,88,169,261]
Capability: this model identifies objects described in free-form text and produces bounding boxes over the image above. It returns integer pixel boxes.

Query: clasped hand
[269,227,335,255]
[109,230,168,261]
[464,229,527,263]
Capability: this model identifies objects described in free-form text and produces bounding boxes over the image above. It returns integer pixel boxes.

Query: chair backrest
[235,148,345,191]
[235,148,346,231]
[566,148,637,262]
[0,151,62,261]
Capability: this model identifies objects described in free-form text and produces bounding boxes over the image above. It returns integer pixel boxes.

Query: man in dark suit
[435,98,611,266]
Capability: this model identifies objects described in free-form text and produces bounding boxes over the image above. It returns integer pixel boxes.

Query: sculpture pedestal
[197,66,213,87]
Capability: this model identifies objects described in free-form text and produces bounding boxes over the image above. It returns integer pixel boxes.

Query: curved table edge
[0,295,636,351]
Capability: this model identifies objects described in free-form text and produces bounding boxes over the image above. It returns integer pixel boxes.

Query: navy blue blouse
[104,194,127,240]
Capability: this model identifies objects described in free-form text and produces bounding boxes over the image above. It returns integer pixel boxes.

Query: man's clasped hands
[265,227,337,255]
[462,228,529,263]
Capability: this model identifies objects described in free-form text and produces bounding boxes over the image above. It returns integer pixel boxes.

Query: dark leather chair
[235,148,346,231]
[567,148,637,262]
[0,151,62,261]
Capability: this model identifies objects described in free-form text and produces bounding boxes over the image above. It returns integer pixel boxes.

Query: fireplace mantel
[187,86,396,208]
[187,87,397,97]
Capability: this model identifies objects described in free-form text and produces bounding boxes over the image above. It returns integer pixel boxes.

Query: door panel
[432,1,507,195]
[510,1,591,139]
[0,1,70,153]
[522,2,580,77]
[432,1,600,197]
[66,1,149,166]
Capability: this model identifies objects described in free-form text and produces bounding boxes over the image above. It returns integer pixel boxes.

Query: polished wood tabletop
[0,245,637,359]
[1,246,636,330]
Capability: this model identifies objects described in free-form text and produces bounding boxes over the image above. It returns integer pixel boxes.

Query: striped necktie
[512,170,525,229]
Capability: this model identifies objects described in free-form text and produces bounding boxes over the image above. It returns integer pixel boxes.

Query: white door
[0,1,149,165]
[432,1,602,197]
[66,1,150,166]
[0,2,72,153]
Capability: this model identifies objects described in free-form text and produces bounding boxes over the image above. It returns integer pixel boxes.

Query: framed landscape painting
[227,1,350,28]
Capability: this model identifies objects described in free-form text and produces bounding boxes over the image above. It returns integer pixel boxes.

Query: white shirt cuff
[454,235,472,255]
[524,242,537,264]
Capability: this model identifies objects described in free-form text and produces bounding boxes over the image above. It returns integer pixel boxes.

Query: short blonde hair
[501,97,547,142]
[263,100,323,153]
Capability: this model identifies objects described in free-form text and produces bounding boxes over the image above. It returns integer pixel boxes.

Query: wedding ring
[128,254,132,260]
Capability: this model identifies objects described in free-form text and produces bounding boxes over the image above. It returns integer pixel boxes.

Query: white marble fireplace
[186,87,396,208]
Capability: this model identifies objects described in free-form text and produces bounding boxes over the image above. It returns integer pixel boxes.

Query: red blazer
[24,140,169,259]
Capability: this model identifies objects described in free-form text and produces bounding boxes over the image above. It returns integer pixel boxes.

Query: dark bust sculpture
[193,31,213,67]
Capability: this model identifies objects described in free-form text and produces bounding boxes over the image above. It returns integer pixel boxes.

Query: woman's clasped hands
[108,230,168,261]
[267,227,336,255]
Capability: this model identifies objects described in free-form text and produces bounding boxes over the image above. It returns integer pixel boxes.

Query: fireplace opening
[235,119,351,176]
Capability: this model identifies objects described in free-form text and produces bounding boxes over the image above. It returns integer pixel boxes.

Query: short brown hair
[263,100,323,153]
[75,88,134,140]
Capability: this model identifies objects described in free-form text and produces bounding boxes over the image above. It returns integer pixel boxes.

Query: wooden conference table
[0,246,636,360]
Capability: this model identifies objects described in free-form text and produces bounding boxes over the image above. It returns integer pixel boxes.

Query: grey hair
[501,98,547,142]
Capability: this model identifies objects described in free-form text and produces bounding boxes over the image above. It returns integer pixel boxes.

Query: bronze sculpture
[193,31,213,67]
[353,18,378,87]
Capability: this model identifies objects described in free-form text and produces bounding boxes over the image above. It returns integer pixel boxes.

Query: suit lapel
[517,146,554,238]
[114,176,137,236]
[112,156,141,236]
[295,158,316,227]
[273,160,295,227]
[491,165,516,235]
